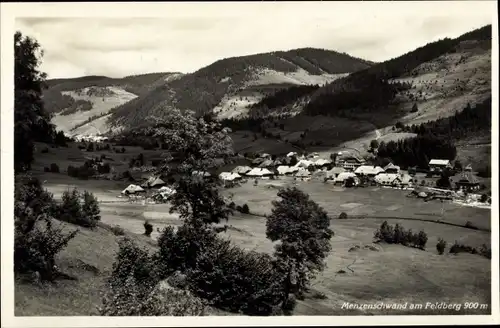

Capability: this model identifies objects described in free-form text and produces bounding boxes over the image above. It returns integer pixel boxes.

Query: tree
[411,103,419,113]
[131,109,233,174]
[14,32,55,172]
[454,160,463,171]
[14,175,78,280]
[266,187,333,306]
[369,139,379,150]
[436,169,452,189]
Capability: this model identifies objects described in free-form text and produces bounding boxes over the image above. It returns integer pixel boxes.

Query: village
[114,148,491,209]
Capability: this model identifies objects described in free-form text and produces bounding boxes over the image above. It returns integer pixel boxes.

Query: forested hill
[107,48,373,127]
[303,24,492,119]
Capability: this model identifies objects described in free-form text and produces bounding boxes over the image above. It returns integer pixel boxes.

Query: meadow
[15,142,492,316]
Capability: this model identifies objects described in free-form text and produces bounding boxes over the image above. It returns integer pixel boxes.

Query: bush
[50,163,60,173]
[185,235,285,315]
[240,204,250,214]
[449,241,477,255]
[373,221,427,249]
[480,194,488,203]
[110,225,125,236]
[338,212,348,219]
[59,188,100,228]
[436,238,447,255]
[14,176,78,281]
[99,275,207,316]
[228,202,236,210]
[99,238,207,316]
[144,221,153,237]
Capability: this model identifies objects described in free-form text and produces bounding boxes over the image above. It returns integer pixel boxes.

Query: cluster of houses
[215,151,419,188]
[119,175,176,202]
[73,134,110,143]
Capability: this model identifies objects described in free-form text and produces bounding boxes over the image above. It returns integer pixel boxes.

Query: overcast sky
[14,1,494,79]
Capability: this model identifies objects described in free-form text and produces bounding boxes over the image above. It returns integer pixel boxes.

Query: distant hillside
[214,25,491,158]
[108,48,373,127]
[42,72,183,135]
[303,25,492,126]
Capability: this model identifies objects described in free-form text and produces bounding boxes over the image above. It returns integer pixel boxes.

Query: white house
[246,168,274,177]
[334,172,358,185]
[354,165,385,177]
[277,165,299,175]
[232,166,252,174]
[384,163,400,174]
[121,184,145,195]
[429,159,452,173]
[294,159,315,168]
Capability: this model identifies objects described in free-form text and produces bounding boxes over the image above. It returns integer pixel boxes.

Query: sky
[14,1,494,79]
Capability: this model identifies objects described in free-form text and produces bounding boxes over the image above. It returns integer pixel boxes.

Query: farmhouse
[384,163,401,174]
[232,166,252,174]
[314,158,332,168]
[334,172,359,185]
[141,176,166,188]
[354,165,385,177]
[219,172,242,181]
[295,168,311,178]
[326,167,346,179]
[121,184,145,195]
[246,168,274,178]
[375,173,413,187]
[337,155,365,171]
[277,165,299,175]
[294,159,315,168]
[428,159,452,173]
[455,172,480,192]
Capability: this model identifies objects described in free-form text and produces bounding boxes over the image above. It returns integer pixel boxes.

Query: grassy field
[15,143,492,316]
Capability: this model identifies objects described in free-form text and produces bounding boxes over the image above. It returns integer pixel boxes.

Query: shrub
[99,238,207,316]
[50,163,60,173]
[99,277,207,316]
[81,191,101,228]
[228,202,236,210]
[110,225,125,236]
[241,203,250,214]
[338,212,348,219]
[14,176,78,281]
[374,221,427,249]
[436,238,447,255]
[479,244,491,259]
[59,188,100,228]
[185,235,286,315]
[144,221,153,237]
[480,194,488,203]
[449,241,479,256]
[98,163,111,174]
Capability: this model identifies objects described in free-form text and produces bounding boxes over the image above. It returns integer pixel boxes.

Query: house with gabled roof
[455,172,480,192]
[428,159,452,173]
[354,165,385,177]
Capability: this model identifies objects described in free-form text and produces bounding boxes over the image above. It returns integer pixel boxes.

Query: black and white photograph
[1,1,498,326]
